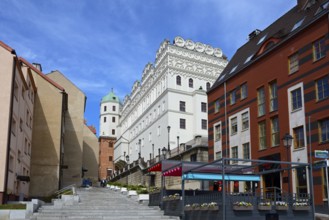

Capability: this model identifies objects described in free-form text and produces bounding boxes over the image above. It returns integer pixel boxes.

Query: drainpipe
[224,82,228,160]
[3,55,17,204]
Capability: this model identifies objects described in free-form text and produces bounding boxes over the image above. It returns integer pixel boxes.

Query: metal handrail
[54,184,76,198]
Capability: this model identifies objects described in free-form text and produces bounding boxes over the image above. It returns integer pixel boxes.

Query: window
[231,146,238,163]
[14,81,18,100]
[104,106,107,112]
[296,167,307,194]
[201,102,207,112]
[9,155,14,172]
[11,118,16,135]
[157,126,161,136]
[179,101,186,112]
[190,154,197,162]
[291,88,302,110]
[241,83,248,99]
[112,129,115,135]
[316,76,329,101]
[189,78,193,88]
[214,99,220,113]
[112,106,116,111]
[243,143,250,159]
[289,53,299,74]
[313,37,326,61]
[230,90,236,105]
[271,117,280,147]
[214,124,221,142]
[104,117,107,123]
[216,151,222,160]
[231,117,237,135]
[20,118,23,132]
[206,82,211,91]
[109,156,113,161]
[319,118,329,143]
[180,118,186,129]
[293,126,305,149]
[257,87,265,116]
[112,117,115,122]
[259,121,266,150]
[176,75,181,85]
[241,112,249,131]
[269,81,278,112]
[201,119,207,130]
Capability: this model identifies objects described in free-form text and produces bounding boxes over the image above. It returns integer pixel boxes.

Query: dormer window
[257,34,268,45]
[291,18,305,32]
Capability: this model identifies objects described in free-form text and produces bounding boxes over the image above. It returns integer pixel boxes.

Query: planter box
[200,206,208,211]
[208,206,219,211]
[233,205,253,211]
[258,205,272,211]
[292,206,310,211]
[184,206,193,211]
[193,207,200,210]
[276,206,288,211]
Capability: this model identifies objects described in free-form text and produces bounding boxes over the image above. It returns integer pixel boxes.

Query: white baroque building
[112,36,228,167]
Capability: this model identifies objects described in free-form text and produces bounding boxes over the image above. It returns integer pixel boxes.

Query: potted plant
[184,204,193,211]
[192,203,200,210]
[275,201,288,211]
[292,202,310,211]
[200,203,209,210]
[258,201,272,210]
[233,201,253,211]
[208,202,219,211]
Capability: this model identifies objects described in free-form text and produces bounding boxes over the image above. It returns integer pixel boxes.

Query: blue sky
[0,0,296,135]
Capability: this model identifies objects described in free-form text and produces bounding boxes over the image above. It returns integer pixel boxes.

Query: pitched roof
[19,57,65,92]
[209,0,329,91]
[0,40,16,54]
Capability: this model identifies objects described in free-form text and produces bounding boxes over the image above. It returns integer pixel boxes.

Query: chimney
[248,29,261,40]
[32,63,42,72]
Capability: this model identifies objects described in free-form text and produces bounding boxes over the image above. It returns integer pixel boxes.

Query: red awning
[163,166,182,176]
[148,163,162,172]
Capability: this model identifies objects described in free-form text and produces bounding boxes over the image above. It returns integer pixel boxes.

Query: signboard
[314,150,329,159]
[313,160,328,170]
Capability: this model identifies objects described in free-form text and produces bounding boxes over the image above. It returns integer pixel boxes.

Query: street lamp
[177,136,180,153]
[162,147,167,159]
[138,139,141,159]
[167,126,171,152]
[125,153,130,185]
[283,133,293,194]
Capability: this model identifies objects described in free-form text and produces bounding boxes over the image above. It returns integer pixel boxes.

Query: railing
[53,184,76,198]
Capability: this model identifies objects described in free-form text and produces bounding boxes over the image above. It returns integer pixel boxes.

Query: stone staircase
[31,187,179,220]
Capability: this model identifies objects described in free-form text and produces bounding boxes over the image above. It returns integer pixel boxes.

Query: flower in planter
[276,201,288,206]
[259,202,271,206]
[185,204,191,208]
[293,202,308,207]
[201,203,209,208]
[208,202,218,207]
[192,203,200,208]
[233,201,253,207]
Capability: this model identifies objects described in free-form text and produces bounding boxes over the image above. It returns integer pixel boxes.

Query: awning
[183,173,260,181]
[147,163,162,172]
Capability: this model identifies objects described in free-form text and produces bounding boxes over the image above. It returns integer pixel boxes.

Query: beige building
[20,58,67,198]
[82,124,99,182]
[47,70,86,187]
[0,41,36,204]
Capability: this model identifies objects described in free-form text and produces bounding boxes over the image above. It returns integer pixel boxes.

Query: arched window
[206,82,211,91]
[189,78,193,88]
[176,75,181,86]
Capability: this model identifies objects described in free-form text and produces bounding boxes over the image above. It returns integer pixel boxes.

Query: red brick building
[98,137,115,180]
[208,0,328,205]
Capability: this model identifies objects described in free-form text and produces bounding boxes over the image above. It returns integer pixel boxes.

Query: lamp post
[167,126,171,152]
[138,139,141,159]
[162,147,167,160]
[283,133,293,194]
[125,153,130,185]
[177,136,180,154]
